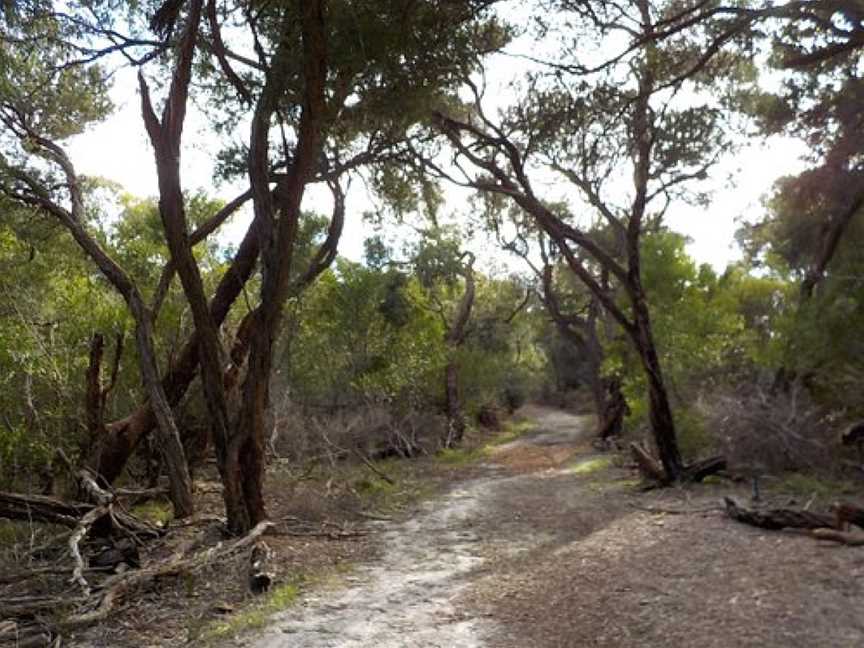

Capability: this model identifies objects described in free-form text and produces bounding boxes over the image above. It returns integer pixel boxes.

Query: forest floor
[43,405,864,647]
[224,405,864,648]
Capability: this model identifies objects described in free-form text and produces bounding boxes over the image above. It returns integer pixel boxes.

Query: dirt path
[238,406,864,647]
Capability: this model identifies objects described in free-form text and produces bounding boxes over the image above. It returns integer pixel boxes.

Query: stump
[248,541,275,594]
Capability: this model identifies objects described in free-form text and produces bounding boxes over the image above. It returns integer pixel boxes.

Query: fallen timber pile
[0,472,274,647]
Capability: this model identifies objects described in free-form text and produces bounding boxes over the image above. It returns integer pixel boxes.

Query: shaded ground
[232,404,864,647]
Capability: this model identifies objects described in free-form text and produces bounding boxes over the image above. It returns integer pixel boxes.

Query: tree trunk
[139,0,239,529]
[598,376,627,440]
[228,312,273,532]
[443,360,465,448]
[11,131,195,516]
[86,218,261,483]
[581,307,614,436]
[440,252,475,448]
[631,296,683,480]
[225,0,328,533]
[129,301,195,518]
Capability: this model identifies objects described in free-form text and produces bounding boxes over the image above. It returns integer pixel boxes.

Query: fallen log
[0,487,161,544]
[69,505,111,596]
[0,621,54,648]
[724,497,835,531]
[0,596,67,617]
[682,456,727,483]
[811,528,864,545]
[0,492,90,527]
[830,502,864,531]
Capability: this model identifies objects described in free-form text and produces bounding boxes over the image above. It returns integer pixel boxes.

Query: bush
[501,385,525,413]
[476,403,502,430]
[270,403,446,463]
[698,383,841,475]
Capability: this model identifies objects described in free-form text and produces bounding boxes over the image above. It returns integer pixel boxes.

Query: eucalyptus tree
[427,0,742,481]
[197,0,505,529]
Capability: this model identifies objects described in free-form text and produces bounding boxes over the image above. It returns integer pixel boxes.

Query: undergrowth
[130,499,174,527]
[771,472,857,501]
[195,580,303,644]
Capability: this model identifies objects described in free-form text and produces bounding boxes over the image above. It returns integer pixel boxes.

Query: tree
[2,0,506,530]
[0,8,195,515]
[747,3,864,302]
[410,229,477,447]
[426,0,736,481]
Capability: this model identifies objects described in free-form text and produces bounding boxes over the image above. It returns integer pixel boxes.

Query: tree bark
[441,253,475,448]
[231,0,328,531]
[139,0,245,531]
[84,333,107,444]
[724,497,835,531]
[800,185,863,301]
[86,208,262,484]
[632,294,683,480]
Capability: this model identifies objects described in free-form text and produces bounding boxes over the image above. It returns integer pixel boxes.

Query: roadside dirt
[230,404,864,648]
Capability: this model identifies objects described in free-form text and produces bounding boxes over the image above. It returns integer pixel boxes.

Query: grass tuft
[436,446,486,465]
[772,472,856,499]
[197,581,302,644]
[569,456,613,475]
[130,499,174,526]
[487,419,538,447]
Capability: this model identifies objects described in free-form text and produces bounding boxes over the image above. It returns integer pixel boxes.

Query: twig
[61,521,275,629]
[351,447,395,485]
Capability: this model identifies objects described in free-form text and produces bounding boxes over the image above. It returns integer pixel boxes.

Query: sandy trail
[242,405,864,648]
[245,406,592,648]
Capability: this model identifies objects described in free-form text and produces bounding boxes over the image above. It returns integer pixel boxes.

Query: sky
[64,27,810,276]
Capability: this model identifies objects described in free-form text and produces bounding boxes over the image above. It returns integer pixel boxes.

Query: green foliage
[282,259,448,409]
[610,231,751,428]
[279,241,543,430]
[672,408,712,458]
[739,180,864,411]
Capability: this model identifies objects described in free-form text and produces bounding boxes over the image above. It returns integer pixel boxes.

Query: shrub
[698,383,841,475]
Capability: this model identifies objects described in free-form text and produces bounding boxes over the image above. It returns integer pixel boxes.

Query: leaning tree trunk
[631,295,683,481]
[128,299,195,517]
[27,165,194,516]
[139,0,244,531]
[86,214,261,484]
